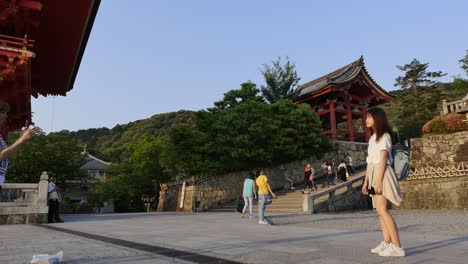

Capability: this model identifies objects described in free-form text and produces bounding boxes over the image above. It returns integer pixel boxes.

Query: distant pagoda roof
[80,145,111,170]
[295,56,393,104]
[80,154,111,171]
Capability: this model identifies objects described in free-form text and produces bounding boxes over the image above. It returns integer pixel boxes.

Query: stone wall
[0,214,47,225]
[158,141,368,212]
[398,131,468,210]
[410,131,468,168]
[398,176,468,210]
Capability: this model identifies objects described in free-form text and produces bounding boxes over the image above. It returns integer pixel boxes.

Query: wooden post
[330,101,337,141]
[346,102,355,142]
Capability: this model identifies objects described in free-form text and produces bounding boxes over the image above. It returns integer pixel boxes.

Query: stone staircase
[209,170,367,214]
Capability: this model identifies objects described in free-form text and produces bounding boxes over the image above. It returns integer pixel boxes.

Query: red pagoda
[294,56,393,142]
[0,0,100,136]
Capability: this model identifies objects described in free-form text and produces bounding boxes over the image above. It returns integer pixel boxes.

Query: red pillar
[346,102,355,142]
[362,108,370,141]
[330,101,337,141]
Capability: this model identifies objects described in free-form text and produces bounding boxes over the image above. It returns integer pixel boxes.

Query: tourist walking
[322,161,332,188]
[282,167,295,190]
[0,100,40,194]
[255,169,276,225]
[362,107,405,257]
[242,173,257,218]
[337,160,348,182]
[347,155,355,175]
[303,164,312,190]
[48,177,64,223]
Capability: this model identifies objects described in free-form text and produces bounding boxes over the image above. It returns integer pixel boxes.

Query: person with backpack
[255,169,276,225]
[362,107,405,257]
[241,173,256,219]
[337,160,348,182]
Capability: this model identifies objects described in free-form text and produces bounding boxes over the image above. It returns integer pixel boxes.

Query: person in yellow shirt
[255,169,276,225]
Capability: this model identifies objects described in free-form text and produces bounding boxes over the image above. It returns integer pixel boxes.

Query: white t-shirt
[366,132,392,165]
[48,182,59,200]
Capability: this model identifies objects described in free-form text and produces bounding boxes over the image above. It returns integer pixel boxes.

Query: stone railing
[303,174,366,213]
[441,96,467,115]
[0,172,49,224]
[407,162,468,180]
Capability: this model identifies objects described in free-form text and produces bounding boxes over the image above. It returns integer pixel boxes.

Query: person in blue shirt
[241,173,257,218]
[0,100,40,193]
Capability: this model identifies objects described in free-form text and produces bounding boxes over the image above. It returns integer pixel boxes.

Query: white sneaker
[258,220,269,225]
[371,241,389,254]
[379,243,406,257]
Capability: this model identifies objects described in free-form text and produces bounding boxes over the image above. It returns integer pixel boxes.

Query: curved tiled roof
[295,56,392,101]
[80,154,111,171]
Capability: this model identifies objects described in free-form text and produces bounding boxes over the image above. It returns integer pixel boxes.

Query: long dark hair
[367,107,392,142]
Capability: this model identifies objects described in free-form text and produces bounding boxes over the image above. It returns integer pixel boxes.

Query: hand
[20,127,41,141]
[254,195,257,199]
[374,182,382,195]
[20,120,41,141]
[272,193,277,199]
[362,182,368,195]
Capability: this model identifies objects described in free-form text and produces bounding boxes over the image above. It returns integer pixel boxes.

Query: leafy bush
[422,113,467,135]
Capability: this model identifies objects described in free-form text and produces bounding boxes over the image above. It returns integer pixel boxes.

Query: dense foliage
[422,113,467,135]
[7,133,86,185]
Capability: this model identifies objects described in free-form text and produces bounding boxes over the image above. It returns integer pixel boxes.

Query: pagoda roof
[295,56,393,103]
[80,154,111,171]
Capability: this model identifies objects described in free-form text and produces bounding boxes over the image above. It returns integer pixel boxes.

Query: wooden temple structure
[0,0,101,137]
[294,56,393,142]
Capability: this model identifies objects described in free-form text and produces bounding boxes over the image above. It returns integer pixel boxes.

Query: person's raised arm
[0,126,40,160]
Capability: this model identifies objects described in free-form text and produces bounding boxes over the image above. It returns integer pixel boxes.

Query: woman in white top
[362,108,405,257]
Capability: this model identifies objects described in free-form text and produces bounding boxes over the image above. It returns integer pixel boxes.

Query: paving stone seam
[34,224,245,264]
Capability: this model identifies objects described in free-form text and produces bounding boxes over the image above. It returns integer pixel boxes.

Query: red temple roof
[294,56,393,106]
[0,0,100,133]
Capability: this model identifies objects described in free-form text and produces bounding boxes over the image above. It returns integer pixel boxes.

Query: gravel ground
[269,210,468,236]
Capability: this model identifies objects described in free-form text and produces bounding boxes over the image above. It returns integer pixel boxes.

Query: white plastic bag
[30,251,63,263]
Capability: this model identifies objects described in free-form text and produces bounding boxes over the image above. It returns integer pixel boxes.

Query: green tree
[7,133,86,184]
[94,137,171,212]
[459,50,468,76]
[395,58,446,96]
[260,57,301,103]
[167,82,328,175]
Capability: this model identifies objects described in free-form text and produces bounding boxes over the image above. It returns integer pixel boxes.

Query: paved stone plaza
[0,210,467,264]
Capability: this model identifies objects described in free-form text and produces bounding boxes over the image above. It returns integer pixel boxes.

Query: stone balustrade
[0,172,49,224]
[441,96,467,115]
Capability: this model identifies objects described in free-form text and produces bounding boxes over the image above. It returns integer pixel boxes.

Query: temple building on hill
[0,0,101,137]
[294,56,393,142]
[80,145,111,183]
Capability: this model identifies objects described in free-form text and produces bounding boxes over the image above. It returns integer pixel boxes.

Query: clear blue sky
[32,0,468,133]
